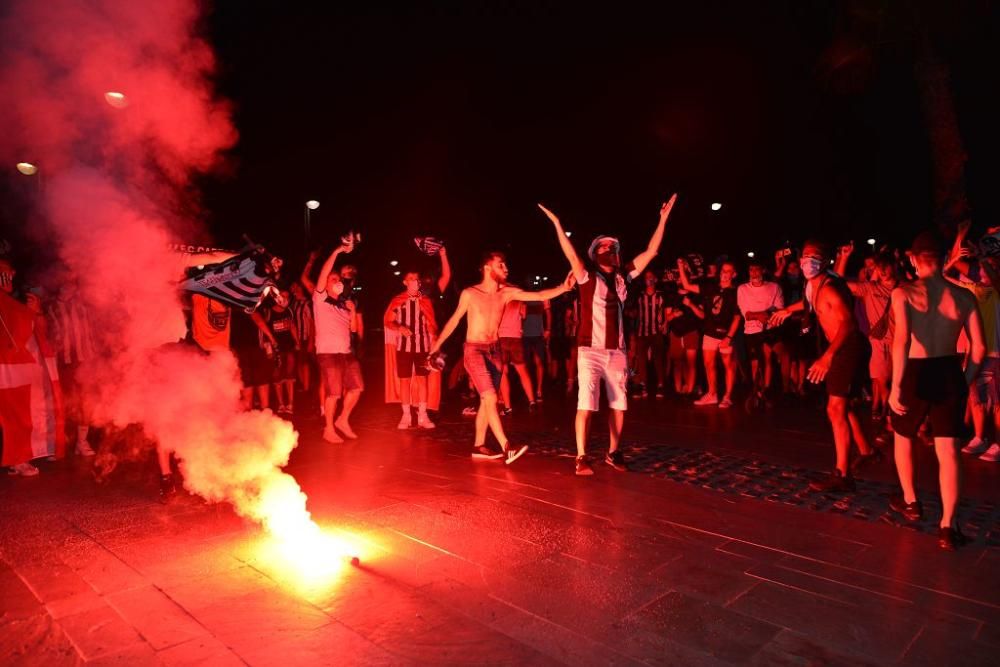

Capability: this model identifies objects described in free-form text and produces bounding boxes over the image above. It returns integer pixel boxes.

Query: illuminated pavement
[2,394,1000,665]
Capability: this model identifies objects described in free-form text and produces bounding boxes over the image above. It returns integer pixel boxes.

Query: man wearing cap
[539,195,677,475]
[888,231,984,550]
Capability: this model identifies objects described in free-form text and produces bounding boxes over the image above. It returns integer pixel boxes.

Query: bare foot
[323,427,343,444]
[335,420,358,439]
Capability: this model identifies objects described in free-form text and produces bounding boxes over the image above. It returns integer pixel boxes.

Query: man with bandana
[538,195,677,476]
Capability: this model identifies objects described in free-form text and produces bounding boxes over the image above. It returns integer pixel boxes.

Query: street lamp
[304,200,320,246]
[389,260,398,267]
[867,238,876,247]
[104,91,128,108]
[711,202,723,211]
[16,162,38,176]
[746,251,755,258]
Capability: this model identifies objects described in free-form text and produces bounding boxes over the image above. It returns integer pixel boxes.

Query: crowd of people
[3,206,999,550]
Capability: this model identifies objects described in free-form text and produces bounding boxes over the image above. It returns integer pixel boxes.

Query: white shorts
[577,346,628,412]
[702,335,733,354]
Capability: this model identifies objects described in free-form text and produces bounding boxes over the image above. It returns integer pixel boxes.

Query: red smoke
[0,1,337,558]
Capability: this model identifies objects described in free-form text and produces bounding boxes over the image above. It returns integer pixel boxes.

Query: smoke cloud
[0,1,311,534]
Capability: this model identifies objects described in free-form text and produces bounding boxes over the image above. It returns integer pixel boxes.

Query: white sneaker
[397,415,412,430]
[962,437,989,455]
[979,443,1000,462]
[693,393,719,406]
[8,462,39,477]
[76,440,96,457]
[416,414,436,429]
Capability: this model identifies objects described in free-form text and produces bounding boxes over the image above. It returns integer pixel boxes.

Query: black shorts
[550,336,571,360]
[274,350,296,381]
[500,337,525,365]
[744,330,777,360]
[523,336,546,361]
[825,332,869,398]
[235,347,272,388]
[396,350,429,379]
[891,355,968,439]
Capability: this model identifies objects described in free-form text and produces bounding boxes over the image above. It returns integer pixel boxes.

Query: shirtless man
[771,240,879,492]
[888,231,985,550]
[428,252,573,463]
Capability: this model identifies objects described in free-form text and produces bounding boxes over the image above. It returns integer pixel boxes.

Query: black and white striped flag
[414,236,444,256]
[180,249,281,312]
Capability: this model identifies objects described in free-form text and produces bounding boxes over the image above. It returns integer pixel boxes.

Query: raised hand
[659,194,678,223]
[537,203,560,226]
[838,241,854,257]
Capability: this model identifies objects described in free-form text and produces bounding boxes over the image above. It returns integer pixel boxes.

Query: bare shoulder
[947,281,977,308]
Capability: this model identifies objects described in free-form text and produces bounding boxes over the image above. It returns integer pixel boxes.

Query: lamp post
[304,200,320,247]
[15,162,41,194]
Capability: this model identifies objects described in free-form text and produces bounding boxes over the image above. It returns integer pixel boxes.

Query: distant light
[305,200,320,210]
[746,251,755,258]
[354,286,362,291]
[565,231,572,238]
[104,91,128,108]
[16,162,38,176]
[393,270,401,276]
[543,276,549,281]
[389,260,398,267]
[535,275,540,281]
[711,202,723,211]
[867,238,876,246]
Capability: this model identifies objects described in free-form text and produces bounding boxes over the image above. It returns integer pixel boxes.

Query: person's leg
[339,389,361,426]
[969,395,986,441]
[934,437,962,528]
[607,409,624,454]
[273,381,285,410]
[702,347,719,397]
[635,337,650,390]
[670,335,684,392]
[482,391,510,447]
[651,336,666,391]
[500,365,512,408]
[846,404,873,456]
[750,358,760,393]
[399,376,413,415]
[575,410,592,458]
[775,340,791,393]
[894,432,918,503]
[256,384,269,410]
[721,351,737,401]
[513,362,535,403]
[320,358,343,443]
[762,342,774,392]
[284,379,296,412]
[684,348,698,394]
[240,387,254,411]
[827,396,851,475]
[474,394,489,445]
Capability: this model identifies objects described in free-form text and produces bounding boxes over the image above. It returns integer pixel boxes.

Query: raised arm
[677,257,701,294]
[437,246,452,294]
[631,194,677,275]
[314,240,353,293]
[300,251,319,292]
[833,241,854,278]
[428,289,471,356]
[538,204,586,281]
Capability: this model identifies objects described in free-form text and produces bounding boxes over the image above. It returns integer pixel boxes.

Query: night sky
[6,1,1000,294]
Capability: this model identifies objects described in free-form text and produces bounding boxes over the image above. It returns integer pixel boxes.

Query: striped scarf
[181,249,280,313]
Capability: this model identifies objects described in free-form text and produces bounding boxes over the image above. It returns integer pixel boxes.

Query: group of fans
[2,204,998,550]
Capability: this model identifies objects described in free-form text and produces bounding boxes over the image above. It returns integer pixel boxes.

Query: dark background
[5,1,1000,297]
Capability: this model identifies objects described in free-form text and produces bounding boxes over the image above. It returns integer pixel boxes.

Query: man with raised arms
[428,252,574,464]
[538,195,677,476]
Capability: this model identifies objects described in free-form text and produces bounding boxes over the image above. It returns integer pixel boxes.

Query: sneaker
[979,443,1000,462]
[693,393,719,407]
[500,407,513,417]
[76,440,96,457]
[416,414,436,429]
[938,526,967,551]
[605,450,627,472]
[335,421,358,439]
[851,447,884,473]
[536,394,544,404]
[8,462,39,477]
[397,414,412,430]
[808,469,856,493]
[322,427,344,444]
[962,437,989,455]
[575,456,594,476]
[889,494,924,522]
[471,446,503,461]
[528,401,538,412]
[461,406,478,417]
[719,397,733,409]
[504,443,529,465]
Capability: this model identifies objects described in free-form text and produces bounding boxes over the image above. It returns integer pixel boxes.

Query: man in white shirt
[305,239,362,444]
[737,259,784,396]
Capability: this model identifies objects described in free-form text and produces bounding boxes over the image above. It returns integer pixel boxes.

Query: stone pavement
[2,395,999,665]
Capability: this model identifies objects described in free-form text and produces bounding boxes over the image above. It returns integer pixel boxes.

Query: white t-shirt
[313,289,352,354]
[737,281,784,335]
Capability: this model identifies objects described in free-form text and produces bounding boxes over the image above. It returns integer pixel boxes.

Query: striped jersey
[577,265,637,350]
[388,295,433,354]
[49,299,96,365]
[290,298,314,344]
[636,291,665,336]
